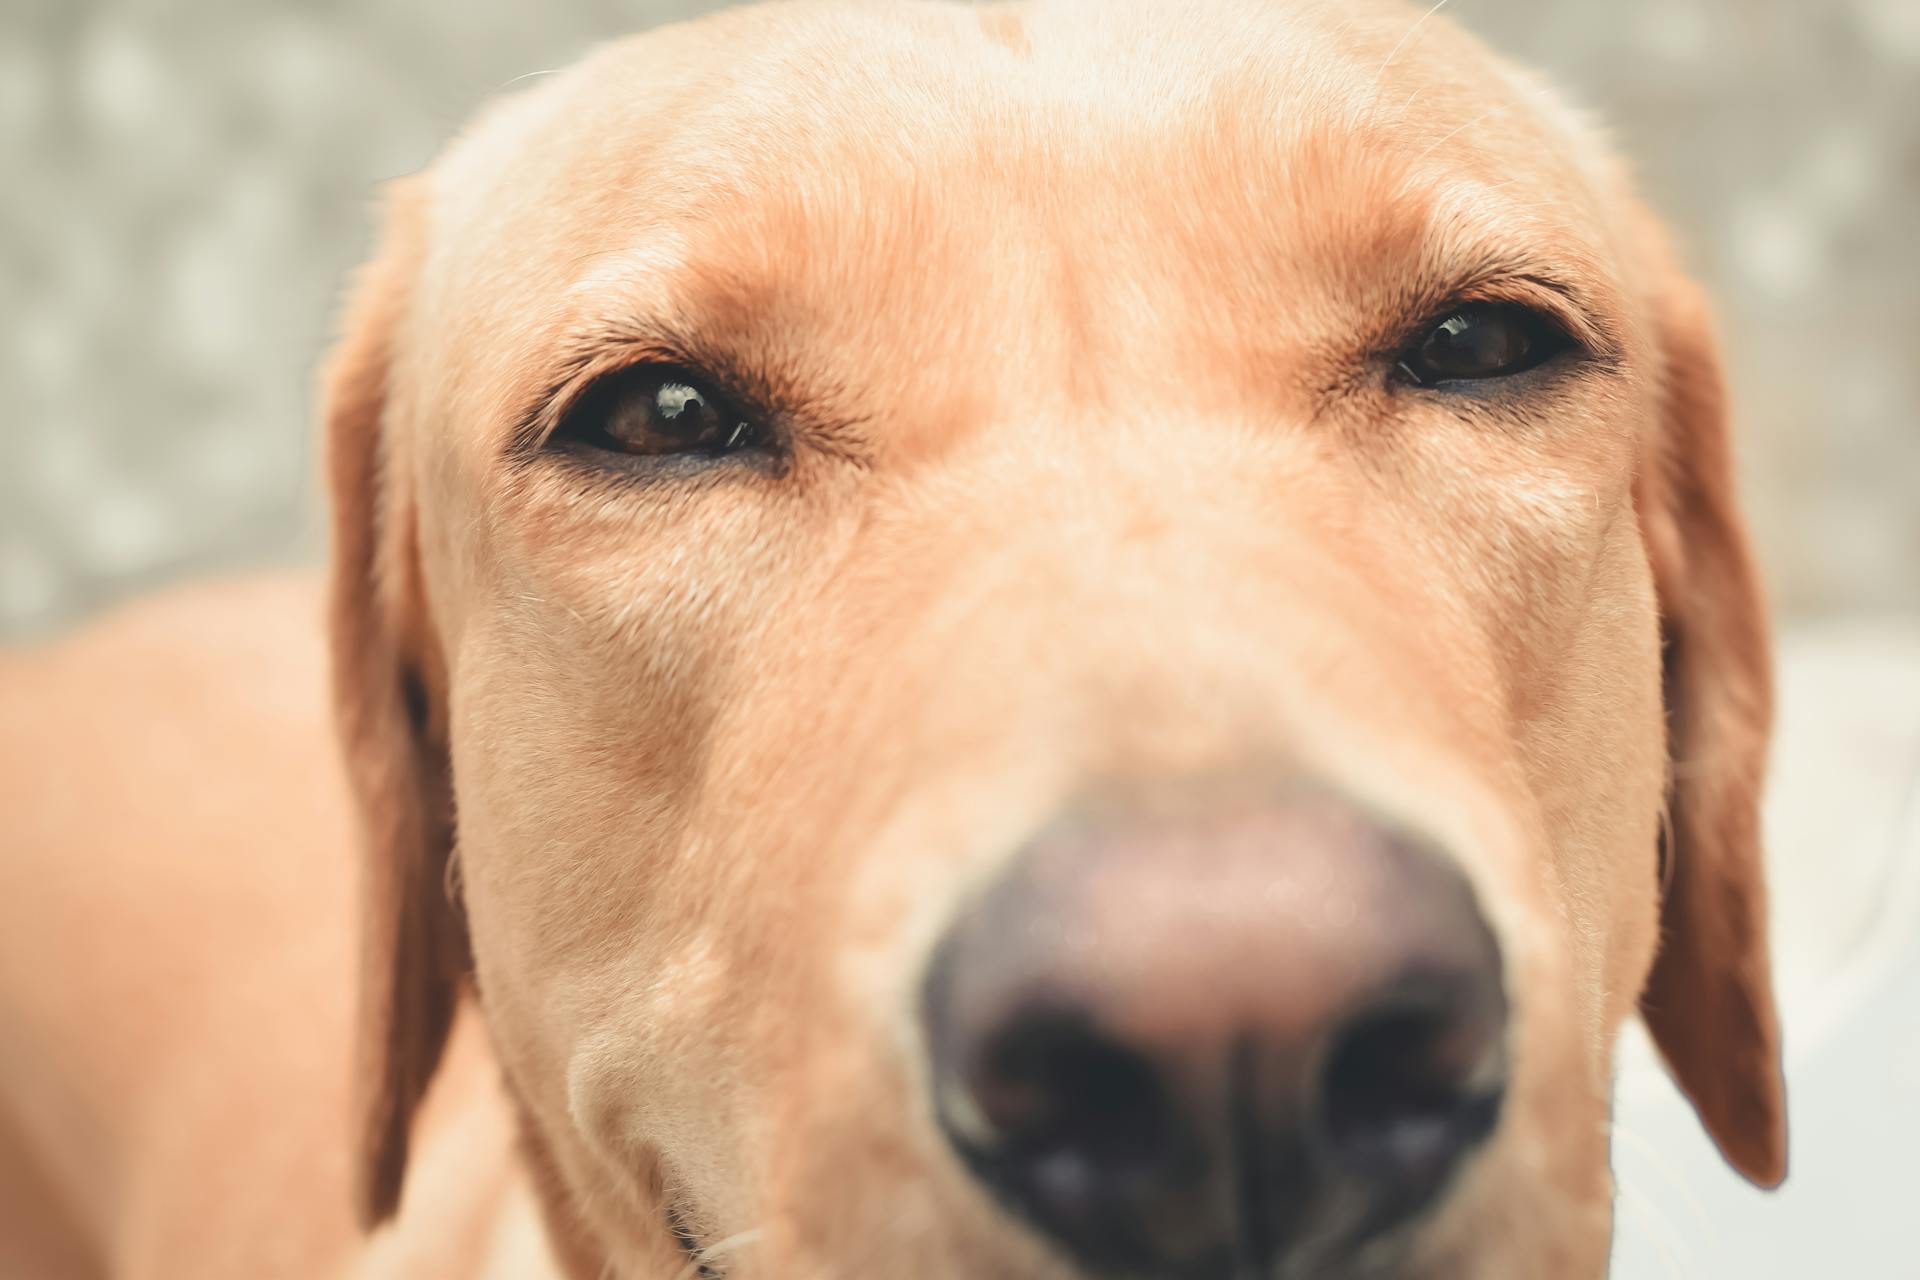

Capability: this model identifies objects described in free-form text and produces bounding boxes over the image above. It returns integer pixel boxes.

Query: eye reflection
[1396,303,1574,387]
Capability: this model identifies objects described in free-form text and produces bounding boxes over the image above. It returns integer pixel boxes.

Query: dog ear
[1633,233,1787,1188]
[321,178,467,1228]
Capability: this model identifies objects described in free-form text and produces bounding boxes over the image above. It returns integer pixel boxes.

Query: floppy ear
[1633,243,1787,1188]
[322,179,468,1227]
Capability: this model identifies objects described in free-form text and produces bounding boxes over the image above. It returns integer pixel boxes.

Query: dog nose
[921,787,1507,1277]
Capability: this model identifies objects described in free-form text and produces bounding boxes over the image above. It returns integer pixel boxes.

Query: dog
[0,1,1786,1276]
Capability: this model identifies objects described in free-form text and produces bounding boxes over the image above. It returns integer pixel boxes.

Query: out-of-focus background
[3,2,1916,1277]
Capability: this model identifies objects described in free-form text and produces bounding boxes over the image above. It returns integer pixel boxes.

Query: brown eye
[1396,303,1573,387]
[560,366,762,458]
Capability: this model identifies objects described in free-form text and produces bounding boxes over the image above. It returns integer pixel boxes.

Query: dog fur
[0,2,1783,1276]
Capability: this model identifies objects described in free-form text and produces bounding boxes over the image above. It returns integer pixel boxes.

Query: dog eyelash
[666,1200,724,1279]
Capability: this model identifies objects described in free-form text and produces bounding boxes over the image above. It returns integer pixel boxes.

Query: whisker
[1613,1175,1694,1280]
[697,1227,766,1265]
[1368,0,1457,117]
[1609,1122,1710,1237]
[672,1226,766,1280]
[1410,104,1506,165]
[1657,792,1678,895]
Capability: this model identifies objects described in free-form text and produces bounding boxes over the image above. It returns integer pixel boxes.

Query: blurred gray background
[3,0,1917,639]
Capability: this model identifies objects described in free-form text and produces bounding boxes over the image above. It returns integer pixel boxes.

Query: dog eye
[557,366,764,459]
[1396,303,1573,387]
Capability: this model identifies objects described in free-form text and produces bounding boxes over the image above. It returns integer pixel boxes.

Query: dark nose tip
[921,788,1507,1277]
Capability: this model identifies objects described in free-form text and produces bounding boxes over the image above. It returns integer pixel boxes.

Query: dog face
[323,2,1784,1276]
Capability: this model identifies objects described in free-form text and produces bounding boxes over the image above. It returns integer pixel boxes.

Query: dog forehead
[402,0,1621,465]
[426,0,1589,245]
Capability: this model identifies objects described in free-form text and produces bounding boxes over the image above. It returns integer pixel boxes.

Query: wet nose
[921,787,1507,1277]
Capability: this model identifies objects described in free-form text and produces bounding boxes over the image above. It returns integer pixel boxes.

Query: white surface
[1611,620,1920,1277]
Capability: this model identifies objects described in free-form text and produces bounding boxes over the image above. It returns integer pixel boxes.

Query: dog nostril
[1317,986,1507,1193]
[923,790,1511,1273]
[950,1010,1180,1220]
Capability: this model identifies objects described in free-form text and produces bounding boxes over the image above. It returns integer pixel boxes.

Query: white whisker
[673,1226,766,1279]
[1411,105,1506,165]
[1609,1122,1710,1236]
[1613,1177,1694,1280]
[697,1227,766,1263]
[503,68,563,89]
[1368,0,1456,116]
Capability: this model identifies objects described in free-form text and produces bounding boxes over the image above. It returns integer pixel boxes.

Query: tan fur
[0,1,1782,1276]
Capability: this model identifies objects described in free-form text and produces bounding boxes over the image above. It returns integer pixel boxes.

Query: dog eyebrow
[1389,177,1629,357]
